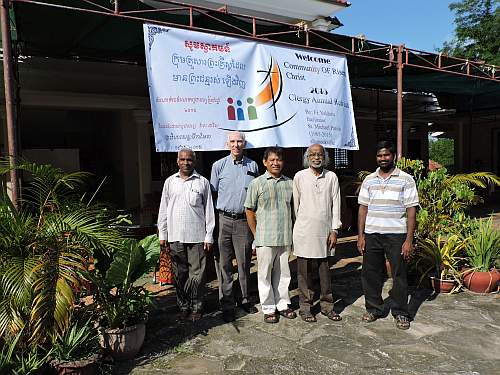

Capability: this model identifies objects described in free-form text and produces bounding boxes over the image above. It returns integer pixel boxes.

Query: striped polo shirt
[358,167,419,234]
[244,171,293,247]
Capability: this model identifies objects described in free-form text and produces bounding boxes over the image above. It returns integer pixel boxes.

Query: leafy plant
[0,159,123,348]
[87,236,160,329]
[0,331,50,375]
[461,217,500,272]
[415,234,468,291]
[51,317,100,363]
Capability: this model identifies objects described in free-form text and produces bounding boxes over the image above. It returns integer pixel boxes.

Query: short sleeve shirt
[210,155,259,214]
[244,171,293,247]
[358,167,419,234]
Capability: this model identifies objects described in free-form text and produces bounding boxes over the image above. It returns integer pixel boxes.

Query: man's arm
[357,204,368,255]
[328,174,342,250]
[401,206,417,260]
[245,208,257,237]
[158,179,170,253]
[203,179,215,252]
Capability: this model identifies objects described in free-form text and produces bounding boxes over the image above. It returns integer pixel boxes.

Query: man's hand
[160,240,171,254]
[357,234,366,255]
[327,232,338,250]
[203,242,213,252]
[401,239,413,261]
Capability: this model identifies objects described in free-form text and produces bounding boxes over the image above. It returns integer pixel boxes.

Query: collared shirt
[244,171,293,247]
[358,167,419,234]
[293,168,342,258]
[210,155,259,214]
[157,170,215,243]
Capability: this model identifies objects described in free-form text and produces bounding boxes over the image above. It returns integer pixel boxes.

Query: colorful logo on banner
[220,56,296,132]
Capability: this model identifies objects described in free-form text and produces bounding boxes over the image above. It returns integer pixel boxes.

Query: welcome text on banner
[144,24,358,152]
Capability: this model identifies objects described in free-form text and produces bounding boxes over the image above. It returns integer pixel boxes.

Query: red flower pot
[430,276,456,294]
[463,269,500,293]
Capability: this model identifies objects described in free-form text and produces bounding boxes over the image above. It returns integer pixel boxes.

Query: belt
[219,210,246,220]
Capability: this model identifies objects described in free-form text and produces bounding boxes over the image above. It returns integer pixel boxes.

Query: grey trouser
[170,242,206,313]
[215,213,253,311]
[297,256,334,314]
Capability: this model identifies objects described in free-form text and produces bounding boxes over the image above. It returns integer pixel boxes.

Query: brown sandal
[321,310,342,321]
[395,315,410,330]
[264,313,279,324]
[299,311,317,323]
[362,312,379,323]
[278,308,297,319]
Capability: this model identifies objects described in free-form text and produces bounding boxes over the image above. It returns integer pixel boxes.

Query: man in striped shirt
[357,141,419,330]
[244,147,297,323]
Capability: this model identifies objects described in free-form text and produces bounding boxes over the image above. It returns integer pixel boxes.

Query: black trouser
[361,233,409,317]
[297,256,334,314]
[170,242,206,313]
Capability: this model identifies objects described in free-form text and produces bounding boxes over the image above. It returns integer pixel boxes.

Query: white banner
[144,24,358,151]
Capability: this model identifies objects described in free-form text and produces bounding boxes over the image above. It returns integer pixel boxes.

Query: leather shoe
[221,309,235,322]
[240,303,258,314]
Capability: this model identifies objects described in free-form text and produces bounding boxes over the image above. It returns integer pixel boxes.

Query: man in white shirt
[293,144,342,323]
[158,149,215,322]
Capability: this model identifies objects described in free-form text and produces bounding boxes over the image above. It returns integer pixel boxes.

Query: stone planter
[50,354,100,375]
[463,269,500,293]
[430,276,456,294]
[100,323,146,361]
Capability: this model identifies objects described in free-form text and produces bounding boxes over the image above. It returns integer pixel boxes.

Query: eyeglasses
[308,153,324,158]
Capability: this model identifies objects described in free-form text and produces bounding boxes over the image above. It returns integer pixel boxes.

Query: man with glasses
[158,148,215,322]
[293,144,342,323]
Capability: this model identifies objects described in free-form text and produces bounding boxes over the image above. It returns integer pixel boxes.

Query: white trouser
[256,246,291,315]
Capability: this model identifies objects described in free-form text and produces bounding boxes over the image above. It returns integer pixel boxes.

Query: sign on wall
[144,24,358,151]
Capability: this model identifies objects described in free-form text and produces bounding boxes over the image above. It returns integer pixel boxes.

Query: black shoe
[221,309,235,323]
[240,303,258,314]
[178,309,191,321]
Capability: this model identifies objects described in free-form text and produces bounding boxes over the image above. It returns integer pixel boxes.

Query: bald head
[303,143,330,169]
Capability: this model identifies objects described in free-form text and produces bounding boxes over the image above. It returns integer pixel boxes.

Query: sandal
[299,311,317,323]
[361,312,379,323]
[321,310,342,321]
[264,313,279,324]
[395,315,410,330]
[277,308,297,319]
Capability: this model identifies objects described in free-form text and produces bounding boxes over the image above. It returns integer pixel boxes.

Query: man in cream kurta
[293,144,342,322]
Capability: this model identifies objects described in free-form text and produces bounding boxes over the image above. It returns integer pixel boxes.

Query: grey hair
[303,144,330,168]
[177,148,196,161]
[226,131,246,143]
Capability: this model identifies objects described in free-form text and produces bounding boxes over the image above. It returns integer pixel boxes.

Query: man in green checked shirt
[244,146,297,324]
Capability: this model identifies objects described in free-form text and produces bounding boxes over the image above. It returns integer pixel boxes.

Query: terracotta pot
[463,269,500,293]
[100,323,145,361]
[50,355,99,375]
[430,276,456,293]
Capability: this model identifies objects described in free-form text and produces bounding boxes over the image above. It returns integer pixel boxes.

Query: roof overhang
[141,0,349,23]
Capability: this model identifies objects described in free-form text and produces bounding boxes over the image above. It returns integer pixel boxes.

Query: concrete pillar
[132,110,153,224]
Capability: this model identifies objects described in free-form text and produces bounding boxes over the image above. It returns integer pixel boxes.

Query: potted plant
[50,316,101,375]
[87,236,159,361]
[461,217,500,293]
[415,234,467,294]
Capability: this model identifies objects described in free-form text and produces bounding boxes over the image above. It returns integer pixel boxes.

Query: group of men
[158,132,419,330]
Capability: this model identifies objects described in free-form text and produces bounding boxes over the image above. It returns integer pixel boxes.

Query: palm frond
[447,172,500,188]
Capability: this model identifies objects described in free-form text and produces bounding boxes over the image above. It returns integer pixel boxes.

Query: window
[334,148,350,169]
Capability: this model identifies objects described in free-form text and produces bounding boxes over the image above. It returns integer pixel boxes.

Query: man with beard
[158,149,215,322]
[357,141,419,330]
[293,144,342,323]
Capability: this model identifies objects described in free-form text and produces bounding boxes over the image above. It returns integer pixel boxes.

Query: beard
[378,160,395,172]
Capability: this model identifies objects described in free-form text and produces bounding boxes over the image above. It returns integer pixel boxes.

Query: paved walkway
[116,238,500,375]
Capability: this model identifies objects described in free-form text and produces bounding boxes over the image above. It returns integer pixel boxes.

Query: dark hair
[263,146,283,161]
[376,140,396,155]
